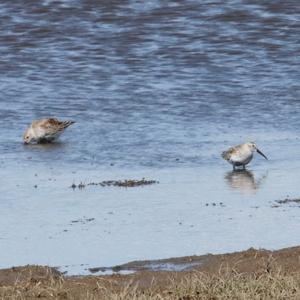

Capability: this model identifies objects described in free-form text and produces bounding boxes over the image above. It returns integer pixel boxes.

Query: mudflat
[1,245,300,299]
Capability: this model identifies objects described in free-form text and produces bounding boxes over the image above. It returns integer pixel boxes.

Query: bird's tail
[60,120,75,129]
[221,151,229,160]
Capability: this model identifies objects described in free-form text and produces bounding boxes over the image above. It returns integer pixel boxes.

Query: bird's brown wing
[222,147,236,160]
[40,118,75,135]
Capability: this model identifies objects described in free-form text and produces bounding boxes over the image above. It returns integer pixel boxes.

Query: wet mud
[1,245,300,288]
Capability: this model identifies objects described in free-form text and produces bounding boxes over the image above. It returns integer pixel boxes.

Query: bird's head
[23,127,35,144]
[246,142,268,160]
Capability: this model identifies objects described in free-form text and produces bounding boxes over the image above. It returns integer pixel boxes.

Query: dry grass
[1,266,300,300]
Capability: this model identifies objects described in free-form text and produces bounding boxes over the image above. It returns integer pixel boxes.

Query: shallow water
[0,0,299,274]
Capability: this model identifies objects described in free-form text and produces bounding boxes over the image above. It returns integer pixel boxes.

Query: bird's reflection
[22,141,67,151]
[224,170,268,194]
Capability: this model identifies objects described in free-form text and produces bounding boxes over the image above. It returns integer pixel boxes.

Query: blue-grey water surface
[0,0,299,274]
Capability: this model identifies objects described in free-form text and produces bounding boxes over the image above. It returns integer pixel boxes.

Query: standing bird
[23,118,75,144]
[222,142,268,170]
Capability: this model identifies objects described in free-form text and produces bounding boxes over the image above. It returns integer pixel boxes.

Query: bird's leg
[233,165,236,171]
[243,165,246,170]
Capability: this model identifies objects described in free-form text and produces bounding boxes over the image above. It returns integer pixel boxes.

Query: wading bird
[23,118,75,144]
[222,142,268,170]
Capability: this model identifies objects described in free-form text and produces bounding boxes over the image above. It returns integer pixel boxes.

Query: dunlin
[23,118,75,144]
[222,142,268,170]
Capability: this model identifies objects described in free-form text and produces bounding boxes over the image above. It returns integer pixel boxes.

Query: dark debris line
[272,197,300,208]
[70,178,159,189]
[276,198,300,205]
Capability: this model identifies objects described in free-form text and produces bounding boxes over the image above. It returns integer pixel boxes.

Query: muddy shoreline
[1,245,300,289]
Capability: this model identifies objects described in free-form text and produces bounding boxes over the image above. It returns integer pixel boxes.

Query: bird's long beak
[257,149,268,160]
